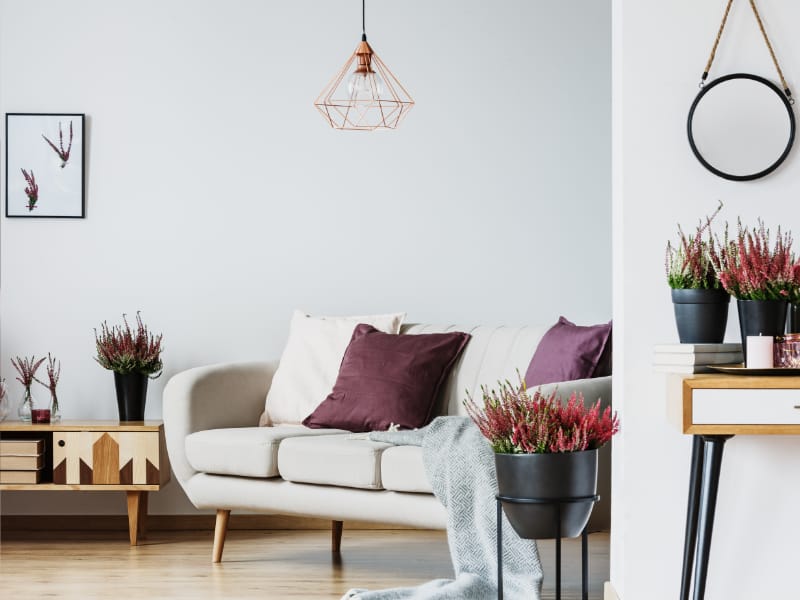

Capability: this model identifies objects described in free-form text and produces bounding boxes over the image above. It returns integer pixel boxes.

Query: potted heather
[95,312,163,421]
[710,219,800,362]
[465,379,618,540]
[665,202,730,343]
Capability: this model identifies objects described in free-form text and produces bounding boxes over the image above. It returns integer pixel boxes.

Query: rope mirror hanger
[687,0,795,181]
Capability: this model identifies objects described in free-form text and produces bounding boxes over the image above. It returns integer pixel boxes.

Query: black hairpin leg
[692,435,732,600]
[680,435,705,600]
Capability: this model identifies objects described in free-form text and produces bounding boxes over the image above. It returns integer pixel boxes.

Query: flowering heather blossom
[10,355,46,388]
[21,168,38,211]
[94,312,163,377]
[463,376,619,454]
[34,353,61,394]
[710,218,800,301]
[665,201,723,289]
[42,120,73,168]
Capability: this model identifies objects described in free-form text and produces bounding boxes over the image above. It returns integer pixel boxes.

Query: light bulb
[347,70,385,99]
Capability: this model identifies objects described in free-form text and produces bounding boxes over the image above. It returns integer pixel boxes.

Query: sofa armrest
[162,360,279,487]
[533,375,612,410]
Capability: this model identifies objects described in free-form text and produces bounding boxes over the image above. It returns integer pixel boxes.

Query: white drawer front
[693,389,800,425]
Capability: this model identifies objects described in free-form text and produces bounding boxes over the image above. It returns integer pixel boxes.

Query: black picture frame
[687,74,795,182]
[5,112,86,218]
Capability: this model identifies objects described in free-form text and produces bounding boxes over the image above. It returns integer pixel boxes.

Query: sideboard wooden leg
[332,520,343,553]
[213,509,231,563]
[126,491,144,546]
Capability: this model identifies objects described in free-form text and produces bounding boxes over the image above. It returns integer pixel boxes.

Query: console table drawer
[53,431,165,485]
[692,388,800,425]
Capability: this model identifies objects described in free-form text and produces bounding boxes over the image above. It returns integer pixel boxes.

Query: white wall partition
[613,1,800,598]
[0,0,611,514]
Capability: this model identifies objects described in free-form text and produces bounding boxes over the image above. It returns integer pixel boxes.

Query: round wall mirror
[687,73,795,181]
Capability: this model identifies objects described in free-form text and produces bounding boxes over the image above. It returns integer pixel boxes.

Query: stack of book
[653,343,743,374]
[0,438,45,483]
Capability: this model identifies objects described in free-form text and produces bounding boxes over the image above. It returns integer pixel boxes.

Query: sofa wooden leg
[332,520,343,553]
[213,509,231,563]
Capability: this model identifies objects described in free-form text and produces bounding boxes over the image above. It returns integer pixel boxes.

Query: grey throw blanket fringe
[341,416,542,600]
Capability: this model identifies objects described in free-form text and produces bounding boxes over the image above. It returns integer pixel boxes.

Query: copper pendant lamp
[315,0,414,130]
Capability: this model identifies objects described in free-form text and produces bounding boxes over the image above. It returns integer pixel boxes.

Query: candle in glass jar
[746,335,774,369]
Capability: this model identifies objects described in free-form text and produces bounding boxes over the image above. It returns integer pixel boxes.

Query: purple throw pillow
[524,317,612,387]
[303,324,471,433]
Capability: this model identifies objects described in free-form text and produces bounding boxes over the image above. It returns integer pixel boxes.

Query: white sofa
[162,323,612,562]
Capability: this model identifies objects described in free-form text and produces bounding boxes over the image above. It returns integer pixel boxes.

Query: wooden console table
[0,420,170,545]
[669,374,800,600]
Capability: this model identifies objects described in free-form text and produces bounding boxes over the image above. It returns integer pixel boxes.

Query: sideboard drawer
[692,388,800,425]
[53,431,166,485]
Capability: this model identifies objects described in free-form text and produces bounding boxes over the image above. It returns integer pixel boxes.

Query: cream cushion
[278,434,392,490]
[380,445,432,494]
[185,425,346,478]
[260,310,405,426]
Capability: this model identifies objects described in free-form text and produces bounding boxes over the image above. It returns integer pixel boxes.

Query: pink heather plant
[21,168,38,211]
[42,121,73,168]
[464,377,619,454]
[665,201,723,290]
[94,312,163,377]
[710,218,800,301]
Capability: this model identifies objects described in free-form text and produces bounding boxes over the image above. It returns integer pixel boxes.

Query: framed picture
[5,113,85,218]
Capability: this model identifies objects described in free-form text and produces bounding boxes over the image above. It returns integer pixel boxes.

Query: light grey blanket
[341,416,542,600]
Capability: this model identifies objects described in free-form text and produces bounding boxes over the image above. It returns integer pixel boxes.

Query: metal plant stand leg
[496,496,597,600]
[680,435,705,600]
[497,499,504,600]
[582,527,589,600]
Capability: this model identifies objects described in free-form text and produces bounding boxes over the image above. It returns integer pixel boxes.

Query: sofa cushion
[278,434,392,490]
[524,316,612,386]
[303,324,471,432]
[380,445,432,494]
[186,426,347,478]
[260,310,405,426]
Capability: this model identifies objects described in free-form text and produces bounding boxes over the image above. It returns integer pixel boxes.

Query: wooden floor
[0,528,609,599]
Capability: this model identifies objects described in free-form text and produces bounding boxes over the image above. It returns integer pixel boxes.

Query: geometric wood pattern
[52,431,163,485]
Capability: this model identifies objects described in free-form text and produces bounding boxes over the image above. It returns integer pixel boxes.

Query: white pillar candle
[746,335,774,369]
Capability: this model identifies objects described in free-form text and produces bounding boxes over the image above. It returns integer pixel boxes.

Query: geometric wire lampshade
[315,39,414,130]
[314,0,413,131]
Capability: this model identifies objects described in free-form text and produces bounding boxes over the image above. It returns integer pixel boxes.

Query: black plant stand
[496,494,600,600]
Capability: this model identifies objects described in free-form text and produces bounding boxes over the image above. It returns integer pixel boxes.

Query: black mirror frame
[687,73,796,181]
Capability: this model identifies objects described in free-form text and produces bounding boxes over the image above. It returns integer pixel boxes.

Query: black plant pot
[737,299,788,364]
[671,288,730,344]
[114,372,148,421]
[495,449,598,540]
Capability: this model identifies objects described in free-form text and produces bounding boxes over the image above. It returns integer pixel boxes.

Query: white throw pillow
[260,310,406,426]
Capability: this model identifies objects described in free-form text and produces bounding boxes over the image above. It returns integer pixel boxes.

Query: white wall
[613,1,800,598]
[0,1,611,514]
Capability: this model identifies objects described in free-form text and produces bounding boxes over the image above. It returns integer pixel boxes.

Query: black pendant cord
[361,0,367,41]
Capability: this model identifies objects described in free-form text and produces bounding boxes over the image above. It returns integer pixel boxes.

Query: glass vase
[0,381,9,422]
[49,389,61,423]
[18,386,33,423]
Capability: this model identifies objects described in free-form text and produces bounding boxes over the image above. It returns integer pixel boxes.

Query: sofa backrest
[400,324,548,417]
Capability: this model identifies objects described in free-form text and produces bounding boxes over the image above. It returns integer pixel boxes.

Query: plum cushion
[303,324,471,432]
[524,317,612,386]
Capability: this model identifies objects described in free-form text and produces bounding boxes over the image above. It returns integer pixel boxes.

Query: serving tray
[708,364,800,376]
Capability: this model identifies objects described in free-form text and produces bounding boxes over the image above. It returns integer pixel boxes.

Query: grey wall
[0,0,611,514]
